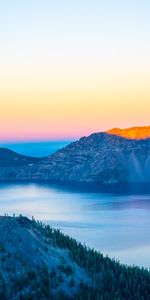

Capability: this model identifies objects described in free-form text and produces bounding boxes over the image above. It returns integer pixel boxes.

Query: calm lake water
[0,183,150,269]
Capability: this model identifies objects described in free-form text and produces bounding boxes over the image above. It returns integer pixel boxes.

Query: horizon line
[0,125,150,144]
[0,138,75,144]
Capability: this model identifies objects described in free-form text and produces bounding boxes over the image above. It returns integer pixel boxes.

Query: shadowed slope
[30,131,150,183]
[0,148,40,167]
[0,215,150,299]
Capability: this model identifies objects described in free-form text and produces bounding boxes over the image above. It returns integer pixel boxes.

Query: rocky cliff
[34,131,150,183]
[0,127,150,183]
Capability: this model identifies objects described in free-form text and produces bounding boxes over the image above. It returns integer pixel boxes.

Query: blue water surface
[0,141,71,157]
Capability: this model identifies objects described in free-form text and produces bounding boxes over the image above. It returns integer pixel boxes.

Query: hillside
[0,126,150,183]
[0,215,150,300]
[0,148,40,167]
[28,128,150,183]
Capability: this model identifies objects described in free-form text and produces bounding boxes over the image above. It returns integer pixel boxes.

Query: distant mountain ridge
[0,126,150,183]
[0,148,40,167]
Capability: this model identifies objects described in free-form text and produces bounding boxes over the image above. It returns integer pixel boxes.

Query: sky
[0,0,150,141]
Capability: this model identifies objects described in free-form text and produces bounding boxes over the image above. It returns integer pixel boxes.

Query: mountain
[0,215,150,299]
[0,148,40,167]
[107,126,150,140]
[0,126,150,183]
[0,148,41,181]
[27,126,150,183]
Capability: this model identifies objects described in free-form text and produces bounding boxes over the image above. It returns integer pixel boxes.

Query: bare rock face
[34,131,150,183]
[0,127,150,183]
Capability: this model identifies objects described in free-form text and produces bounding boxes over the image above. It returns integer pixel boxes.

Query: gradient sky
[0,0,150,141]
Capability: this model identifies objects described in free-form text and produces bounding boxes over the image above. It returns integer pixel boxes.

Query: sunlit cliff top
[107,126,150,140]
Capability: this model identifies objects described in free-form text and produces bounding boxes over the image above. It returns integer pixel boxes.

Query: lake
[0,141,71,157]
[0,182,150,269]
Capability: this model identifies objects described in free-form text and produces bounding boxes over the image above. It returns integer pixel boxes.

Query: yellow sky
[0,1,150,141]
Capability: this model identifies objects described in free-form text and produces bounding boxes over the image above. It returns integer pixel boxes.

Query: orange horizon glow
[1,83,150,142]
[0,1,150,142]
[1,90,150,142]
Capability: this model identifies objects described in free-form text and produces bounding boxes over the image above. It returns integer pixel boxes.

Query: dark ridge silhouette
[0,147,40,167]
